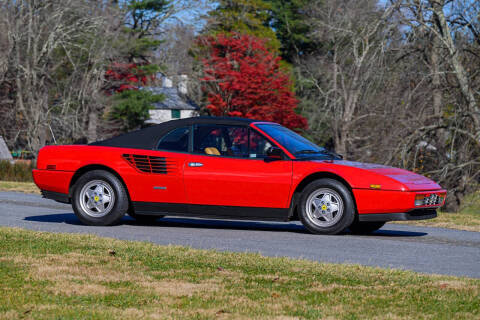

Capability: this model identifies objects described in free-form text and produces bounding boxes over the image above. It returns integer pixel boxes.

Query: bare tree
[297,0,479,210]
[430,0,479,133]
[0,0,210,152]
[0,0,122,152]
[388,0,480,210]
[303,0,398,158]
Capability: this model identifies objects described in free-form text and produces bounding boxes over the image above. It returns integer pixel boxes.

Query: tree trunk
[430,30,446,143]
[87,110,98,143]
[430,0,480,132]
[431,34,442,117]
[334,126,347,158]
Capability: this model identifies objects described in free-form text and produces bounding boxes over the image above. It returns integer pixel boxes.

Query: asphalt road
[1,191,479,278]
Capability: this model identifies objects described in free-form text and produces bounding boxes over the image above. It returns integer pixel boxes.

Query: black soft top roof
[90,117,264,150]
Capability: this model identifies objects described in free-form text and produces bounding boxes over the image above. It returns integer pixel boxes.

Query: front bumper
[358,209,437,222]
[353,189,447,214]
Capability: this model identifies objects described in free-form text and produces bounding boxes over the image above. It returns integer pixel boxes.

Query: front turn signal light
[414,194,425,206]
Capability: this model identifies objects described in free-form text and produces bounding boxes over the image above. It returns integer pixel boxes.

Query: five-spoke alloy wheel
[72,170,128,226]
[299,179,355,235]
[79,180,115,218]
[305,188,344,228]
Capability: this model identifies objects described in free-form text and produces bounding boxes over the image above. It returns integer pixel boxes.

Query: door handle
[188,162,203,167]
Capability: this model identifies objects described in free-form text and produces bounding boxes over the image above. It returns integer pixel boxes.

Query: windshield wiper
[295,149,343,160]
[294,149,321,155]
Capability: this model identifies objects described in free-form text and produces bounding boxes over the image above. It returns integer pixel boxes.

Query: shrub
[0,160,34,182]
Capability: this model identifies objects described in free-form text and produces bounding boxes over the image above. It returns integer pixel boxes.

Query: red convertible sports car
[33,117,446,235]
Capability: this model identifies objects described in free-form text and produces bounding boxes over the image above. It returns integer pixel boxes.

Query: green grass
[393,210,480,232]
[0,227,478,319]
[0,181,39,194]
[458,191,480,216]
[0,160,34,182]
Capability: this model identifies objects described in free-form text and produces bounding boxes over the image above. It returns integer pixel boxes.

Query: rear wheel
[349,221,385,234]
[299,179,355,235]
[72,170,128,226]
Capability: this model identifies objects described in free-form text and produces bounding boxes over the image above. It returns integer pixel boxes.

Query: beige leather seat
[204,147,221,155]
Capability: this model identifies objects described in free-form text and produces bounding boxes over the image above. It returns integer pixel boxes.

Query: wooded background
[0,0,478,211]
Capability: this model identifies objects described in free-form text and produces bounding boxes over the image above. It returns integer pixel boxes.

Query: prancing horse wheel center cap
[306,188,344,227]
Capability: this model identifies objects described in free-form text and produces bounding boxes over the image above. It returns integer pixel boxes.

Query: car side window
[193,125,248,158]
[228,127,248,157]
[157,126,190,152]
[248,129,273,159]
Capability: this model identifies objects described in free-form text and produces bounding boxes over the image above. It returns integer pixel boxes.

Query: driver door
[183,124,292,212]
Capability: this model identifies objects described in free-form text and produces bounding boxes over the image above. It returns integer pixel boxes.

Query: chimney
[178,74,188,95]
[162,76,173,88]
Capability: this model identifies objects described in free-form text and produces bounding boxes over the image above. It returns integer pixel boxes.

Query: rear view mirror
[266,146,283,161]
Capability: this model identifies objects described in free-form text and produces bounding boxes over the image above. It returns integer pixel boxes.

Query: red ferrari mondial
[33,117,446,235]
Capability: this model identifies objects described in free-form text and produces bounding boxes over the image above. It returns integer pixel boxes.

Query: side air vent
[122,154,175,174]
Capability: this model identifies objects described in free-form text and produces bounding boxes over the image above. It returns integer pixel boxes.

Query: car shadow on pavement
[24,213,84,225]
[352,229,428,237]
[24,213,310,234]
[24,213,427,237]
[126,217,311,234]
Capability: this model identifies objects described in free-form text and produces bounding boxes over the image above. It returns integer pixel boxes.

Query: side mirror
[266,146,283,161]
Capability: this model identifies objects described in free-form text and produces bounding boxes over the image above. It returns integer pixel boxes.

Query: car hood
[327,160,442,191]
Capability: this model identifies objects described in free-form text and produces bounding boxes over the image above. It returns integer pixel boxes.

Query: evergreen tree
[264,0,317,62]
[108,0,170,132]
[122,0,171,62]
[206,0,281,53]
[110,89,164,131]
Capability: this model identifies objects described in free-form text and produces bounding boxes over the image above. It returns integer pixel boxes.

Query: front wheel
[72,170,129,226]
[299,179,355,235]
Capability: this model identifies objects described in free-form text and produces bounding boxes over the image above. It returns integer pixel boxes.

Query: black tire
[72,170,128,226]
[299,178,355,235]
[349,221,385,234]
[128,211,165,223]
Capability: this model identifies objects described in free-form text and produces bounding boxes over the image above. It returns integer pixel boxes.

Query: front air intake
[122,154,174,174]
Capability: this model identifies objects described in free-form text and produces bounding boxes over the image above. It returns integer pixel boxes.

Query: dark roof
[90,117,263,150]
[145,87,198,110]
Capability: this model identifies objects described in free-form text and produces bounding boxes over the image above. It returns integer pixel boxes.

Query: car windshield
[256,124,340,160]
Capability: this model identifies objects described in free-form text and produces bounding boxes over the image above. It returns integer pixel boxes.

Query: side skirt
[132,202,290,222]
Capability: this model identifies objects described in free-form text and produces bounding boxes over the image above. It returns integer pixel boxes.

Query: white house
[145,74,199,124]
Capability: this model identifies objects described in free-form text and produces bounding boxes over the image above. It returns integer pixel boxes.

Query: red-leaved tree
[105,63,153,93]
[200,33,307,131]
